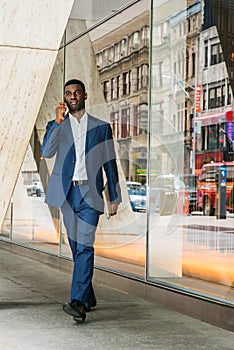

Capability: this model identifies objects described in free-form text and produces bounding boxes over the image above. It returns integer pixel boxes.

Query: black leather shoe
[84,296,97,312]
[63,300,86,322]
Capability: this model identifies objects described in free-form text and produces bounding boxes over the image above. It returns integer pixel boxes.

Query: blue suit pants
[61,184,100,305]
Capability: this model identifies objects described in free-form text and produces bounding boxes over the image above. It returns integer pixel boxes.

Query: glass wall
[148,0,234,305]
[62,0,150,276]
[0,0,149,278]
[1,0,234,306]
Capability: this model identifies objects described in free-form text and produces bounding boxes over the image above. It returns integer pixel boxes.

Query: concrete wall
[0,0,75,227]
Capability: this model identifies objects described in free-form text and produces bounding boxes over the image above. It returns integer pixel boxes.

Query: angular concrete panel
[0,0,74,50]
[0,47,57,224]
[0,0,75,227]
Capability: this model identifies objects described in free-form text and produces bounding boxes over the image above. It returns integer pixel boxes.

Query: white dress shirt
[69,112,88,181]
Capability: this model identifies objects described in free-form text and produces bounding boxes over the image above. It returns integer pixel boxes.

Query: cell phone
[64,105,69,115]
[63,101,69,116]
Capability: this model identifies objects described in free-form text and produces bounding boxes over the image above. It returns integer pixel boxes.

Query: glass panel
[148,0,234,305]
[61,0,150,278]
[65,0,140,43]
[0,143,59,253]
[0,48,66,255]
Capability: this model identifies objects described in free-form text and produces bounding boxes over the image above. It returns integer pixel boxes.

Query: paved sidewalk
[0,247,234,350]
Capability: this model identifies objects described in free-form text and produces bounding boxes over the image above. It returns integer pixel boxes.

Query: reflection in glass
[148,0,234,304]
[0,144,59,252]
[65,0,143,43]
[62,0,150,277]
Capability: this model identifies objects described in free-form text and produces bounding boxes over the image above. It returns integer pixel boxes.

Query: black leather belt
[72,180,88,186]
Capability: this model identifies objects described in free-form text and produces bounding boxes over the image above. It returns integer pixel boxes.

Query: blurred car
[26,181,44,197]
[126,181,142,191]
[150,174,197,215]
[197,162,234,216]
[126,181,147,212]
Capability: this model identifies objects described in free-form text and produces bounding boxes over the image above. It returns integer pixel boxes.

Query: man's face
[64,83,87,112]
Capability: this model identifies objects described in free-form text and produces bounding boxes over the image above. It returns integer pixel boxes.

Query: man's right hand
[55,102,67,124]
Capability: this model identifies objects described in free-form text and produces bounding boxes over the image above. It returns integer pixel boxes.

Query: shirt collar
[69,111,88,125]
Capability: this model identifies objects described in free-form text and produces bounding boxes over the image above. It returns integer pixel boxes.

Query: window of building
[177,52,182,75]
[109,46,114,64]
[116,75,120,98]
[183,20,186,35]
[208,83,225,109]
[186,49,189,76]
[114,42,120,62]
[103,49,108,66]
[137,64,149,90]
[111,78,115,100]
[221,84,225,106]
[134,104,148,136]
[202,88,207,111]
[123,71,131,95]
[204,41,208,68]
[188,18,191,32]
[132,31,140,49]
[210,43,223,65]
[153,21,168,45]
[207,124,218,149]
[110,111,119,139]
[192,52,196,77]
[227,83,232,105]
[121,108,130,138]
[176,103,184,132]
[142,26,150,46]
[192,17,196,31]
[153,62,163,88]
[141,64,149,88]
[121,38,127,56]
[202,124,225,151]
[151,103,163,134]
[137,66,141,90]
[208,87,216,108]
[103,81,109,101]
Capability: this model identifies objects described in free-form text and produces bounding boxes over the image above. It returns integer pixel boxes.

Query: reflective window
[148,0,234,305]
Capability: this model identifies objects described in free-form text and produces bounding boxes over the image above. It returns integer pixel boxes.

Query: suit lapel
[63,115,74,146]
[86,114,98,153]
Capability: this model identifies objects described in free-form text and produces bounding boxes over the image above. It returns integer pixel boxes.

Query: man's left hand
[110,203,118,216]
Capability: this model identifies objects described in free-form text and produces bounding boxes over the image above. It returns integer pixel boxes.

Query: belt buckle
[72,180,87,186]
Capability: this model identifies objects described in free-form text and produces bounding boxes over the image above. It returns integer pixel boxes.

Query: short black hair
[64,79,86,93]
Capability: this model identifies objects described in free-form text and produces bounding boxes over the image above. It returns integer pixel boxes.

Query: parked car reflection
[150,174,197,215]
[25,181,44,197]
[126,181,147,212]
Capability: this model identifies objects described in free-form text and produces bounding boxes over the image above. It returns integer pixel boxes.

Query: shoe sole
[63,303,86,322]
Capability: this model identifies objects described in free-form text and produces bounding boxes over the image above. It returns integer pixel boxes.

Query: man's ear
[85,93,88,100]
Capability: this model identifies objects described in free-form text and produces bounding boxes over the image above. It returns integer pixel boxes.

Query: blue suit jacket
[41,113,122,213]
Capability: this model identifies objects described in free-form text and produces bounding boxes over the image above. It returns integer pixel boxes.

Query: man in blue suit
[41,79,122,322]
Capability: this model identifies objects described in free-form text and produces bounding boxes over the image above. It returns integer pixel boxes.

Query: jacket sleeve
[103,124,122,204]
[41,120,61,158]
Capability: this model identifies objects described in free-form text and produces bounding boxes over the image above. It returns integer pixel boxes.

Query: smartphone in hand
[56,102,68,124]
[63,104,69,116]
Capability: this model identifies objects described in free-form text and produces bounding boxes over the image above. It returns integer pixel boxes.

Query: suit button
[72,160,75,163]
